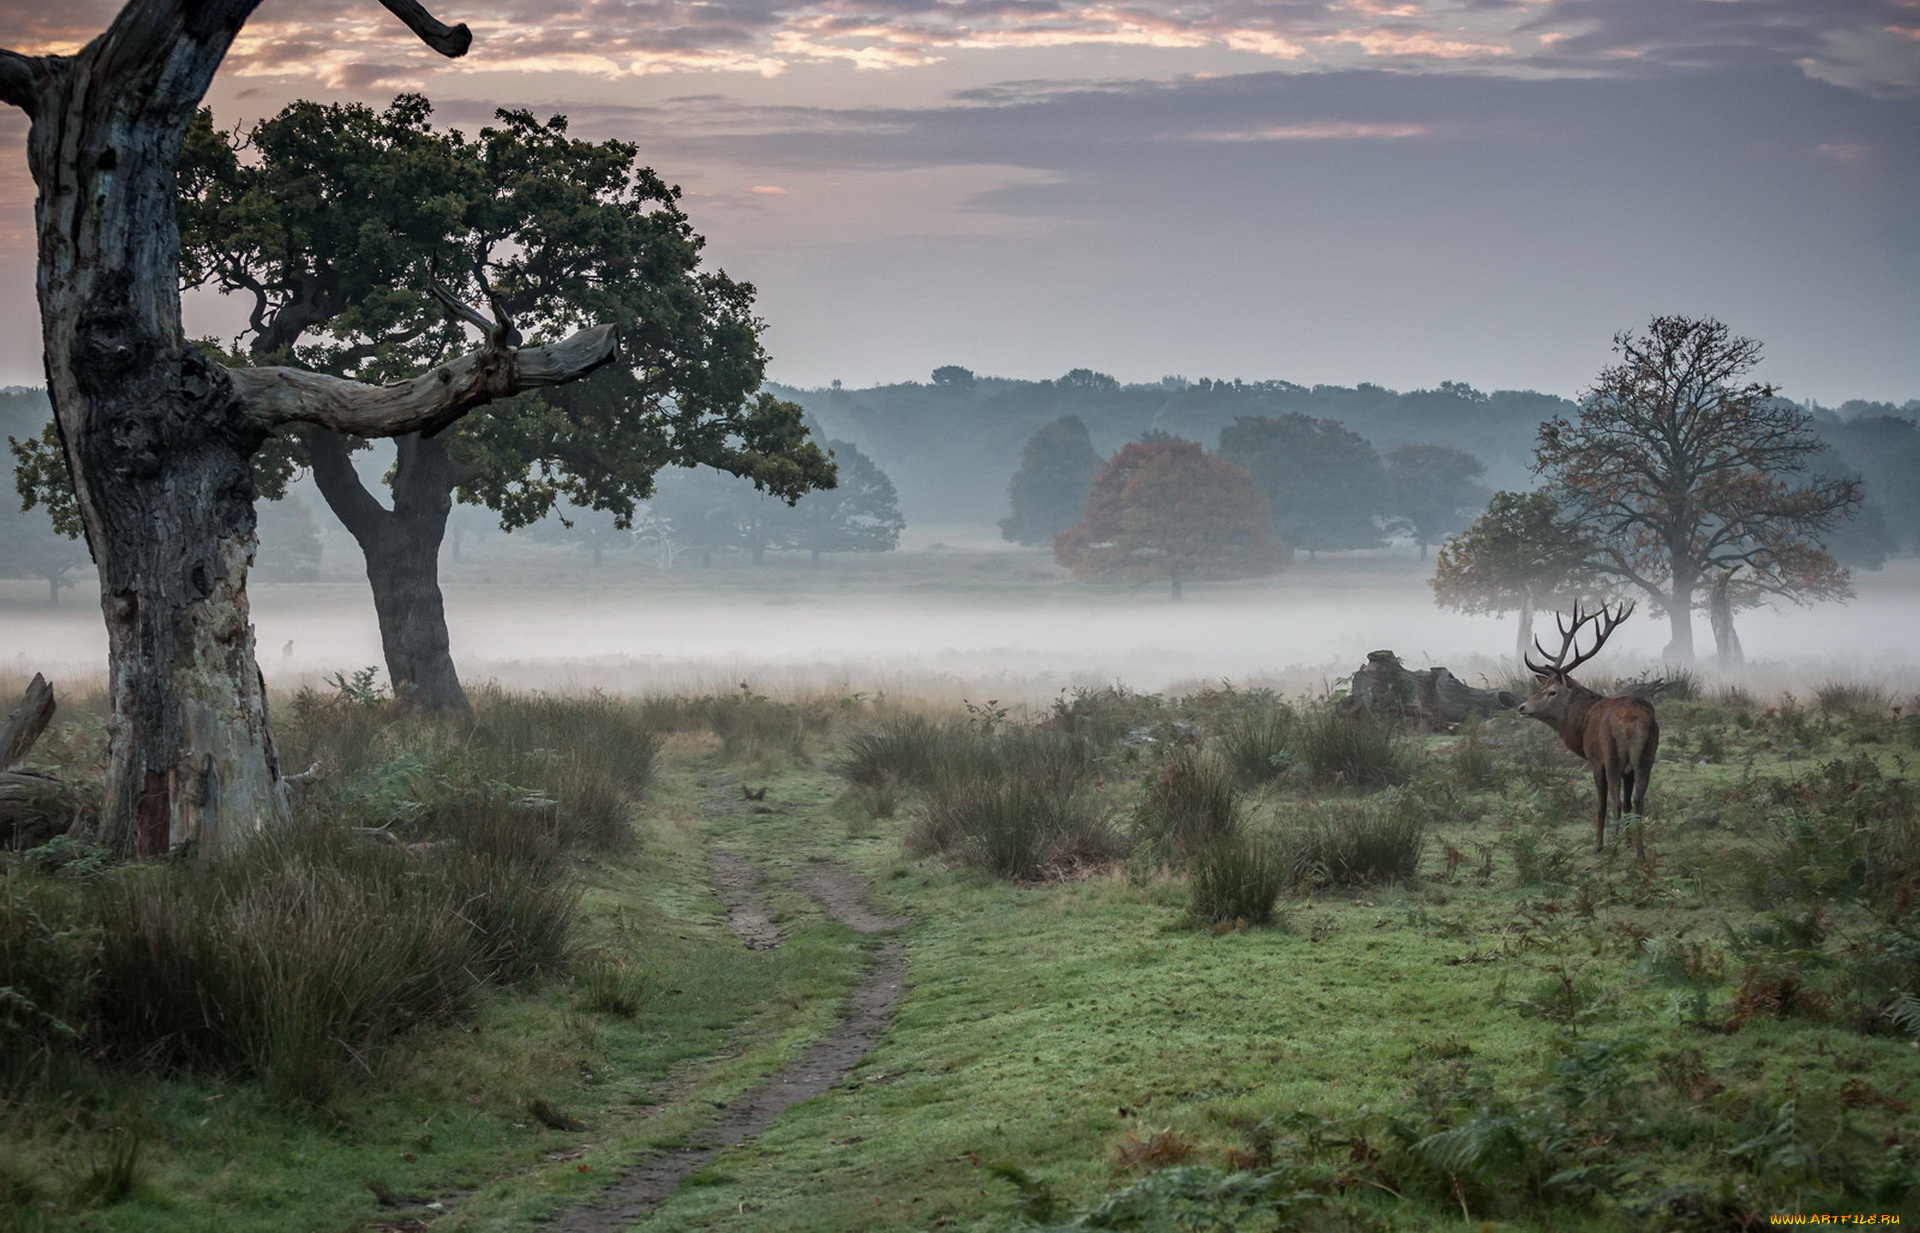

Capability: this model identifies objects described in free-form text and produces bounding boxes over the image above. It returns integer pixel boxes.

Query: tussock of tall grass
[1214,704,1295,787]
[1187,837,1286,927]
[1275,790,1428,887]
[1133,746,1240,863]
[0,686,638,1106]
[1814,680,1889,719]
[903,725,1113,881]
[9,815,578,1106]
[1294,708,1413,789]
[280,684,658,853]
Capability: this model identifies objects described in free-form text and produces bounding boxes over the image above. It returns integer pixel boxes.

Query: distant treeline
[773,369,1920,541]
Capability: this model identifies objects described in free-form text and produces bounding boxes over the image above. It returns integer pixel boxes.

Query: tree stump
[1340,650,1520,730]
[1,674,85,848]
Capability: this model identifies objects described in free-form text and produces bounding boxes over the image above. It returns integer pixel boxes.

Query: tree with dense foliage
[0,0,638,856]
[1001,415,1101,546]
[1431,490,1608,664]
[144,94,832,710]
[780,440,904,563]
[1385,443,1487,560]
[1217,414,1388,557]
[1054,440,1285,600]
[1534,316,1860,662]
[1821,414,1920,552]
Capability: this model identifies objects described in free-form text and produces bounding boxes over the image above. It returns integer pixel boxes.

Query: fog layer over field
[6,525,1918,705]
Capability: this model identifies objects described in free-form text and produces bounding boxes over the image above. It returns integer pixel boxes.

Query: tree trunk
[1709,575,1744,670]
[1515,588,1535,668]
[1663,552,1697,663]
[18,25,287,858]
[310,429,469,712]
[5,0,604,852]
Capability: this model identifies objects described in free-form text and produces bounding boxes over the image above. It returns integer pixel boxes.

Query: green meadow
[3,671,1917,1231]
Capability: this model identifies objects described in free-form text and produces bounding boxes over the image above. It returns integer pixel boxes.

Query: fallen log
[1339,650,1520,730]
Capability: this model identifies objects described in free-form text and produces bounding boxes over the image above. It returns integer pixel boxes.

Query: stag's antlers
[1525,601,1635,679]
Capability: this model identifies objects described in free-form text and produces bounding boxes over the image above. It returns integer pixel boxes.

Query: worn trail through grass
[548,776,910,1232]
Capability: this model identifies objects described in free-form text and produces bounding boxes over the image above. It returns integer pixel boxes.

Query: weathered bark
[1,675,82,848]
[1341,650,1520,729]
[1,675,55,771]
[3,1,610,855]
[309,429,469,711]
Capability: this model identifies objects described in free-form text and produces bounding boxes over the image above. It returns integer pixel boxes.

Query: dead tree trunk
[1341,650,1520,729]
[2,1,614,856]
[2,674,84,847]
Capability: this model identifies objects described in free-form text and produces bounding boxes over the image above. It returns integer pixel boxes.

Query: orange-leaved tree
[1053,438,1287,600]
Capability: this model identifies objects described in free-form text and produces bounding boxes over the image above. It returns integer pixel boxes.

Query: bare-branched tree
[1533,316,1860,663]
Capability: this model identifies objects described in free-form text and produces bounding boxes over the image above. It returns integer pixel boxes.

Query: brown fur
[1518,675,1660,855]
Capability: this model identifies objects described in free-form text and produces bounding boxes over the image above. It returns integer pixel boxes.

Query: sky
[2,0,1918,403]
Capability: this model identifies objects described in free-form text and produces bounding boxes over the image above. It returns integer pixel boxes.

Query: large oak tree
[167,95,832,710]
[0,1,619,857]
[1535,316,1860,662]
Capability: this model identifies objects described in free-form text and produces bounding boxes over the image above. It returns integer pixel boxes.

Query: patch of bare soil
[708,850,783,951]
[798,860,911,934]
[542,864,908,1231]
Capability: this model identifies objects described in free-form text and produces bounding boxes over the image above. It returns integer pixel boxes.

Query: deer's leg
[1592,766,1609,853]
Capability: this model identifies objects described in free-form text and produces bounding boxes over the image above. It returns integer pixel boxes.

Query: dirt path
[544,863,908,1232]
[707,851,784,951]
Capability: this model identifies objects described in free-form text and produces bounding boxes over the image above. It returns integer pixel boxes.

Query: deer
[1517,602,1660,857]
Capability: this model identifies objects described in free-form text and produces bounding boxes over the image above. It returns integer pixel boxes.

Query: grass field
[3,671,1918,1231]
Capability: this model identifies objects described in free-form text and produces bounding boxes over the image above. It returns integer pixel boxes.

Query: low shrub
[913,775,1115,881]
[1294,708,1411,789]
[574,957,648,1018]
[839,714,949,788]
[1046,685,1170,747]
[1815,680,1888,720]
[906,724,1110,881]
[1278,790,1427,887]
[1188,837,1286,927]
[1448,722,1501,791]
[1133,746,1240,862]
[0,875,89,1061]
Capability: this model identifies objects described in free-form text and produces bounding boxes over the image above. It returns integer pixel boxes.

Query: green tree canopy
[1001,414,1101,546]
[1385,443,1487,559]
[779,439,904,562]
[162,94,835,706]
[1216,414,1388,556]
[1054,439,1286,600]
[1430,489,1608,663]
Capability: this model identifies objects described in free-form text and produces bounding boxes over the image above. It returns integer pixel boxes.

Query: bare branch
[231,325,616,439]
[377,0,473,57]
[429,276,519,348]
[0,49,46,115]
